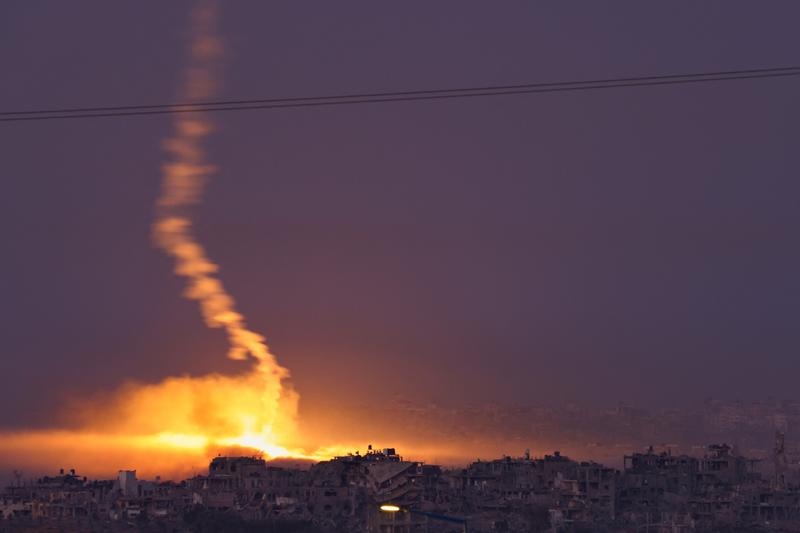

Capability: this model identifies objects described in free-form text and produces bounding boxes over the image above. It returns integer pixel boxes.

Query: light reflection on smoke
[149,0,299,460]
[0,1,313,472]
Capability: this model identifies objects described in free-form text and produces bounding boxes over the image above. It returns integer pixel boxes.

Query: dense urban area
[4,399,800,532]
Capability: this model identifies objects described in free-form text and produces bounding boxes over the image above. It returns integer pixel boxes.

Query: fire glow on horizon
[0,0,352,475]
[148,0,303,459]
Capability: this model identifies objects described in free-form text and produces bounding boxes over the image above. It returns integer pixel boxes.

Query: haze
[1,1,799,452]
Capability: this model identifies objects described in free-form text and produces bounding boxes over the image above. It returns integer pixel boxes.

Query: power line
[4,66,799,116]
[2,66,799,123]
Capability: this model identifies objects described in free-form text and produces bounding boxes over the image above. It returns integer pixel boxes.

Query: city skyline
[3,440,798,531]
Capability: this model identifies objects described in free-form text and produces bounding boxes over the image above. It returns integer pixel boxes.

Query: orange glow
[0,0,323,473]
[380,505,402,512]
[66,370,308,458]
[0,3,503,475]
[0,367,349,478]
[144,0,303,463]
[0,429,338,480]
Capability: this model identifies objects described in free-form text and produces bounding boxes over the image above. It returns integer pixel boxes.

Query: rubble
[4,442,800,531]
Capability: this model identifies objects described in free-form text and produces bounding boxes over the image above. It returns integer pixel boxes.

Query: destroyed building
[4,441,800,532]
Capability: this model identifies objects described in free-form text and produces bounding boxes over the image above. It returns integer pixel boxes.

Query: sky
[1,1,800,438]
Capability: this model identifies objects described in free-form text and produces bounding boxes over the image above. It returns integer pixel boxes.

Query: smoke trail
[153,1,294,423]
[0,2,327,473]
[153,1,298,448]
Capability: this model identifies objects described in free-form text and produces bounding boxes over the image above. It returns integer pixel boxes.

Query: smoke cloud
[155,2,289,375]
[0,1,314,478]
[148,0,299,452]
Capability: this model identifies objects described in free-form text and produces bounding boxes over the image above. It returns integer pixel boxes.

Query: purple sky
[1,1,799,429]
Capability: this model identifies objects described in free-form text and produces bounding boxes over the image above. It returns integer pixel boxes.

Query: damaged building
[4,441,800,532]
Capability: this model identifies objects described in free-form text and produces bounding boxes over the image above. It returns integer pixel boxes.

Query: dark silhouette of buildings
[4,441,800,531]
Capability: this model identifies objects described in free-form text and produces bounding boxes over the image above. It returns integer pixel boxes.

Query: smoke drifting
[0,1,315,477]
[154,2,281,369]
[151,0,299,445]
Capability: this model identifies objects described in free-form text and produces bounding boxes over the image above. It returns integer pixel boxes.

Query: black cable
[3,65,799,117]
[2,67,799,123]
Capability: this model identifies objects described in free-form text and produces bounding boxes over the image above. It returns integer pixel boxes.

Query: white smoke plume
[150,0,298,446]
[154,1,288,379]
[0,2,318,476]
